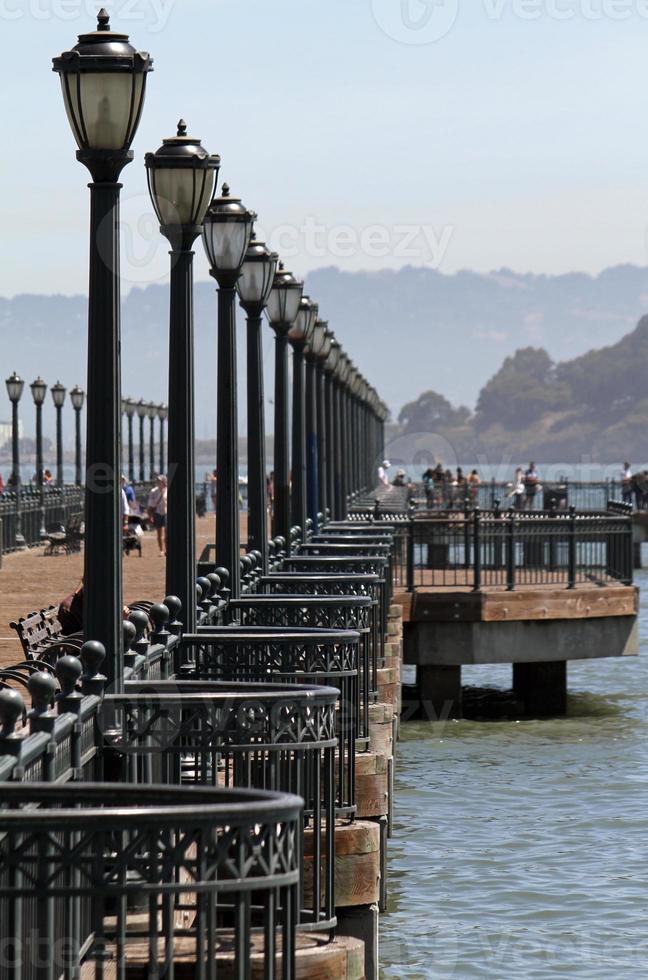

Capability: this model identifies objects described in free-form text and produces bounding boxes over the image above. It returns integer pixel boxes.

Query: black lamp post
[289,297,317,538]
[337,352,352,519]
[30,377,47,537]
[53,10,152,690]
[6,372,25,547]
[157,403,167,475]
[123,398,136,483]
[237,234,278,572]
[147,401,156,479]
[324,338,340,519]
[306,320,331,530]
[70,386,84,487]
[266,263,304,547]
[146,119,219,630]
[136,399,147,482]
[202,184,254,600]
[50,382,67,488]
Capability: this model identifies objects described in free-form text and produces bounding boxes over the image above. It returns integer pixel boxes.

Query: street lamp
[305,319,331,529]
[325,337,341,518]
[5,372,25,547]
[266,263,304,546]
[136,398,148,482]
[123,398,136,483]
[147,401,157,479]
[51,382,67,487]
[288,297,317,538]
[30,377,48,537]
[202,184,254,599]
[237,234,278,572]
[147,120,219,628]
[53,10,153,690]
[70,386,85,487]
[337,352,352,519]
[157,403,167,475]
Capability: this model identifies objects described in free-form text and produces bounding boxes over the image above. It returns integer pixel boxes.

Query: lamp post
[146,119,219,629]
[53,10,152,690]
[266,264,304,547]
[289,297,317,538]
[202,184,254,600]
[123,398,136,483]
[324,337,341,519]
[147,401,156,479]
[157,403,167,475]
[337,352,352,519]
[50,382,67,487]
[306,320,331,529]
[237,235,278,572]
[70,386,85,487]
[30,377,47,537]
[6,372,25,547]
[136,399,147,482]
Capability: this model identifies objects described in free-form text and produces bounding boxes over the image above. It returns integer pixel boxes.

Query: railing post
[506,509,516,591]
[473,506,482,592]
[407,517,415,593]
[624,513,633,585]
[567,505,577,589]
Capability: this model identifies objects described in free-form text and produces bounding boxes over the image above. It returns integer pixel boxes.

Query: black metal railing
[228,595,376,739]
[397,508,633,592]
[176,627,360,817]
[106,679,338,933]
[0,782,301,980]
[0,486,85,552]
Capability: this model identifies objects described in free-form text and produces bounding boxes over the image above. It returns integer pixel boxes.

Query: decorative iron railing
[227,595,375,738]
[106,679,338,933]
[176,627,360,817]
[0,782,301,980]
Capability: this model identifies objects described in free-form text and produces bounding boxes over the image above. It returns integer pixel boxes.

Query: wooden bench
[44,512,84,556]
[9,605,83,662]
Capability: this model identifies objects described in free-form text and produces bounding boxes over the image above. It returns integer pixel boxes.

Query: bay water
[381,569,648,978]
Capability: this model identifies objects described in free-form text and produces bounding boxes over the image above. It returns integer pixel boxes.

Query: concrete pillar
[634,541,643,570]
[336,904,379,980]
[418,664,462,720]
[513,661,567,717]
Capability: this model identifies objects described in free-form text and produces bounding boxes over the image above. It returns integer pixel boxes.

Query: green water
[381,570,648,978]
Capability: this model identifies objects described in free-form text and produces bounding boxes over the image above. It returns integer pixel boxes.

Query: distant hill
[397,315,648,462]
[2,263,648,443]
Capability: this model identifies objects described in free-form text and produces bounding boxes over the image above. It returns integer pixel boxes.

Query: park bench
[9,605,83,662]
[43,512,84,555]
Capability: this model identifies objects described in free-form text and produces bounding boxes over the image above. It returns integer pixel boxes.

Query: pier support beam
[634,541,643,570]
[513,660,567,717]
[336,904,379,980]
[418,664,462,721]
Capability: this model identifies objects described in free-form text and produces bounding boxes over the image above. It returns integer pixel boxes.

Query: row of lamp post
[121,398,167,483]
[52,10,388,688]
[5,373,85,489]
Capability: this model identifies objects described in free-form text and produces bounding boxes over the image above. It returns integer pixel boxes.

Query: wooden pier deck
[0,514,231,670]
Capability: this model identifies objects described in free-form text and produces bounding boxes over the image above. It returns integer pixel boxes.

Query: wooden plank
[396,584,638,623]
[482,586,638,622]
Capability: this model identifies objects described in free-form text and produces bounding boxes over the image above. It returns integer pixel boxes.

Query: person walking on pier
[378,460,392,488]
[523,462,540,510]
[147,474,168,557]
[622,462,633,505]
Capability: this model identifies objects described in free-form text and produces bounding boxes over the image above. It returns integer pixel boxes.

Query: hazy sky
[3,0,648,295]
